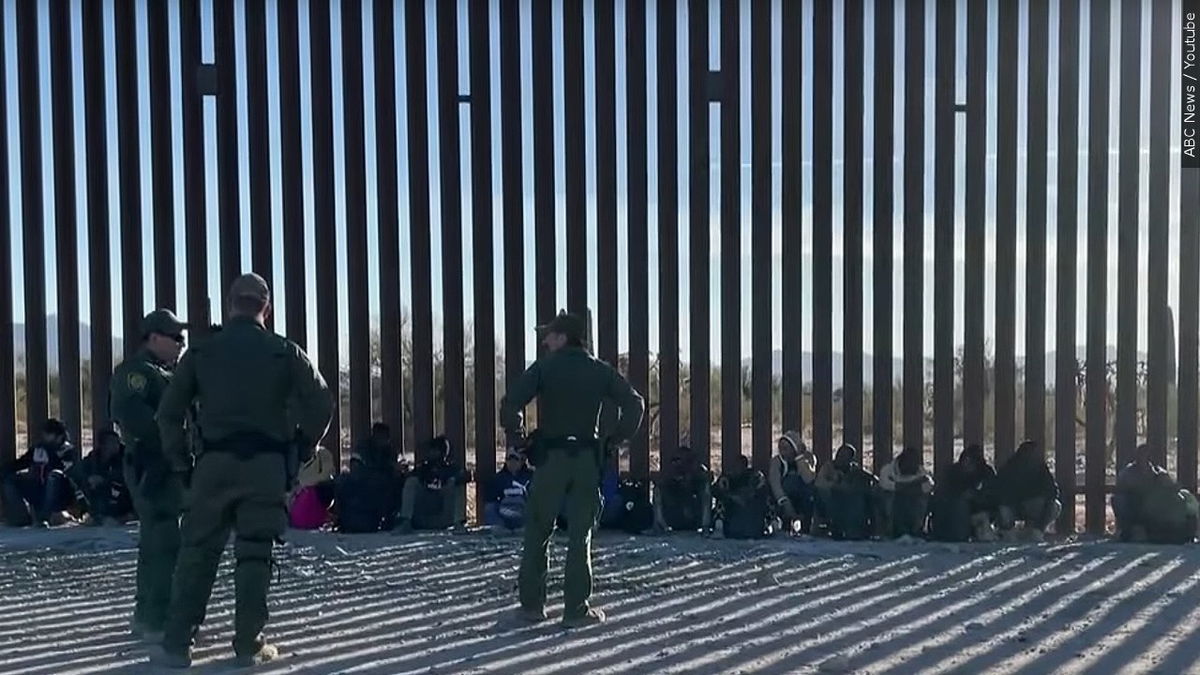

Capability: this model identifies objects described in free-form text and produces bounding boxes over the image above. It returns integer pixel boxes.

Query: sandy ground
[1,528,1199,675]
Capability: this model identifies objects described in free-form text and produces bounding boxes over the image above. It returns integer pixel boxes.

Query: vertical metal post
[1086,0,1112,534]
[627,0,651,478]
[872,0,895,472]
[50,0,81,444]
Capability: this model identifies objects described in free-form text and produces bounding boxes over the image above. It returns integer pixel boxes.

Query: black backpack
[603,479,654,534]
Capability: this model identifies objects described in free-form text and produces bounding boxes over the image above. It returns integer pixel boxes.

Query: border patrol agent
[111,309,188,643]
[500,312,645,628]
[153,273,332,668]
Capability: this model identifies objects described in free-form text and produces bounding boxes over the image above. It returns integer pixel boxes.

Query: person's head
[778,431,803,461]
[96,429,121,457]
[733,454,751,475]
[1134,443,1154,465]
[141,309,188,366]
[960,444,985,471]
[41,418,68,446]
[897,447,922,476]
[505,450,527,474]
[370,423,391,447]
[227,273,272,324]
[424,435,451,463]
[671,445,695,466]
[537,311,587,353]
[1014,440,1040,466]
[834,444,857,469]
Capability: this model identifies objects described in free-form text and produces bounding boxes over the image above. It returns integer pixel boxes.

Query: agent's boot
[234,641,280,667]
[562,607,606,629]
[150,645,193,669]
[517,605,548,623]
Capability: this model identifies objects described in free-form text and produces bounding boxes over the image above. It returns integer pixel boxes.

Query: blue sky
[3,0,1186,374]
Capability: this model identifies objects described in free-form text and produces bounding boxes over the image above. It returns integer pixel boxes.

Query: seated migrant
[653,445,713,534]
[768,431,817,534]
[930,444,998,542]
[991,440,1061,542]
[1113,443,1199,544]
[877,446,934,539]
[815,444,879,541]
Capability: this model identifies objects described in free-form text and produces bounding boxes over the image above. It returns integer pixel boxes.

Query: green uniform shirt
[157,316,332,471]
[499,346,645,444]
[110,347,174,458]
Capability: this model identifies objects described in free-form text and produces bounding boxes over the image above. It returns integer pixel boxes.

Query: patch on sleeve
[128,372,147,394]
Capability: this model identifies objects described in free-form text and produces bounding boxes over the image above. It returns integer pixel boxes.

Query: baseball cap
[141,309,188,338]
[228,272,271,304]
[536,311,586,342]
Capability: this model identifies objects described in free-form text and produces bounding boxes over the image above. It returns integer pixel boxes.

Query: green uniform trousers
[518,449,602,619]
[124,457,183,631]
[163,452,288,656]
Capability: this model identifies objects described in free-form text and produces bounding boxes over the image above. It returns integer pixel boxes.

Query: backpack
[289,485,329,530]
[602,479,653,534]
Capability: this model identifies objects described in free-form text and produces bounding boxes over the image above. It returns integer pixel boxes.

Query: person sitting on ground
[815,444,879,540]
[485,450,535,531]
[652,445,713,534]
[877,446,934,539]
[70,429,133,526]
[334,440,400,534]
[599,468,654,534]
[768,431,818,534]
[356,423,399,472]
[991,440,1061,542]
[1,418,80,527]
[713,455,770,539]
[1113,443,1199,544]
[396,436,468,534]
[930,444,998,542]
[289,445,337,530]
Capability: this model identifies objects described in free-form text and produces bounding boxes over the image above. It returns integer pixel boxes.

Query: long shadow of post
[1080,565,1200,674]
[506,556,861,675]
[260,546,747,673]
[1007,557,1194,674]
[898,552,1156,673]
[746,551,1084,673]
[667,550,1028,674]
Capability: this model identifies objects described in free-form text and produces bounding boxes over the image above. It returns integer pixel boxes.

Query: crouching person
[993,440,1061,542]
[333,449,396,533]
[289,446,336,530]
[485,450,534,531]
[768,432,818,534]
[1,418,79,527]
[713,455,770,539]
[72,429,134,525]
[930,444,997,542]
[1113,443,1198,544]
[396,436,468,534]
[653,446,713,534]
[816,444,878,540]
[878,447,933,539]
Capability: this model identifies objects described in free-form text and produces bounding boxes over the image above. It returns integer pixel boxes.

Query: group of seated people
[1,418,134,527]
[6,418,1197,547]
[649,433,1200,545]
[289,423,476,535]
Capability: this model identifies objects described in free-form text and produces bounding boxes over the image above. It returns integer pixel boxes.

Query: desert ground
[2,526,1199,674]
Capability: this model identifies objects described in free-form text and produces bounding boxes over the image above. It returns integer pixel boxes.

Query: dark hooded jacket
[991,443,1059,506]
[945,445,997,496]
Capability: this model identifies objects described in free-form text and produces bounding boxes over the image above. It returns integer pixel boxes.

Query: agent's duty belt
[541,435,599,451]
[203,431,290,458]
